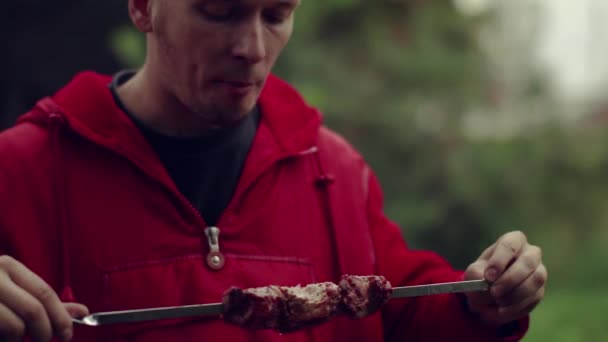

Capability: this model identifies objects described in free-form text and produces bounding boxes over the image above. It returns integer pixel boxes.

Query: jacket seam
[103,253,313,274]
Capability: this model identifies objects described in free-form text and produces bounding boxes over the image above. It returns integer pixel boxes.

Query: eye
[263,8,293,25]
[198,3,236,22]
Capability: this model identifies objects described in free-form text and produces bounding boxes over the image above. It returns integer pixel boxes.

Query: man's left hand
[463,231,547,327]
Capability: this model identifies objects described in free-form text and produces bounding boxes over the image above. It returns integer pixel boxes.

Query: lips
[214,79,258,87]
[214,79,258,96]
[222,80,256,87]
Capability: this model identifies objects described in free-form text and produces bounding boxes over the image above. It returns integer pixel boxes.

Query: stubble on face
[146,0,297,131]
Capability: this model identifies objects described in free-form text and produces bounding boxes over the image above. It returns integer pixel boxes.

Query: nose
[231,18,266,64]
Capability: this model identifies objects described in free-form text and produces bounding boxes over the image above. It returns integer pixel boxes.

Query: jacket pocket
[94,254,317,341]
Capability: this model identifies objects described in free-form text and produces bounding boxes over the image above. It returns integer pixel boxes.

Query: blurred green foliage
[274,1,607,339]
[109,1,605,340]
[527,290,608,340]
[275,1,491,264]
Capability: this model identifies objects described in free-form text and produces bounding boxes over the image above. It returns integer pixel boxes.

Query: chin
[207,108,251,128]
[225,99,257,117]
[189,95,257,126]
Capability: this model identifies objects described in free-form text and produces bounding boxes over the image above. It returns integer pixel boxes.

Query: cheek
[168,35,219,93]
[267,25,293,60]
[161,18,219,65]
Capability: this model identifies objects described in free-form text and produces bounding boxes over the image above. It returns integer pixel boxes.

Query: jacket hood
[19,71,322,157]
[13,71,325,304]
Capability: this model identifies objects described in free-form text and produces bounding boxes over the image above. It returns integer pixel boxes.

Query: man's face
[148,0,299,126]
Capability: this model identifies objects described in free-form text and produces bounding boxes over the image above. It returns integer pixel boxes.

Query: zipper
[204,226,225,270]
[181,194,227,271]
[196,148,314,271]
[40,103,318,273]
[42,107,226,271]
[177,147,319,271]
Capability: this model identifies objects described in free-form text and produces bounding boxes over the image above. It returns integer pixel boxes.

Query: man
[0,0,547,341]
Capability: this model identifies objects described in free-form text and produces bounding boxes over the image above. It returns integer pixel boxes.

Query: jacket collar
[257,74,321,154]
[19,71,322,174]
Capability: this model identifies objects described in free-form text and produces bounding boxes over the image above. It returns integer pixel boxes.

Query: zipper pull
[204,227,225,270]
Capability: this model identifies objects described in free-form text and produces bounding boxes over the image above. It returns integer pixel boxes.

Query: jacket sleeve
[0,131,12,257]
[367,171,529,341]
[0,123,54,260]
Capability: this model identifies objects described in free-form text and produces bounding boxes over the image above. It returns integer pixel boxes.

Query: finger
[63,303,89,319]
[466,294,496,314]
[0,301,25,342]
[479,244,495,260]
[464,260,487,281]
[485,231,527,282]
[0,272,53,342]
[490,245,542,298]
[463,260,495,308]
[0,256,73,341]
[497,286,544,323]
[465,305,502,327]
[471,286,544,327]
[495,264,547,307]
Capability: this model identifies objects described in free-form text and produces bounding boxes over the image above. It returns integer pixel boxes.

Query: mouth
[224,80,256,86]
[214,80,258,96]
[215,79,258,86]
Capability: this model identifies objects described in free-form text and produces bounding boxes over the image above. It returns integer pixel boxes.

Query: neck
[116,65,216,137]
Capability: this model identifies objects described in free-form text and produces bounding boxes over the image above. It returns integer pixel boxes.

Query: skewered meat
[222,282,340,332]
[222,275,392,332]
[338,275,392,318]
[222,285,285,330]
[281,282,341,332]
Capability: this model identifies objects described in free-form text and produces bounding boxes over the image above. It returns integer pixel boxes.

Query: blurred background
[2,0,606,340]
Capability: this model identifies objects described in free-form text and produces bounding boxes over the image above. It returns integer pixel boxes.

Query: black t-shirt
[109,71,259,226]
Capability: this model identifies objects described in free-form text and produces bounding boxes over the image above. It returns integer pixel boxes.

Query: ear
[128,0,153,33]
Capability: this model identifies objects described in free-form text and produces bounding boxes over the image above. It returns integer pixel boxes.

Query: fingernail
[486,268,498,282]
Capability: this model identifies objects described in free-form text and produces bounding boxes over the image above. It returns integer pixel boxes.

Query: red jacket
[0,72,527,341]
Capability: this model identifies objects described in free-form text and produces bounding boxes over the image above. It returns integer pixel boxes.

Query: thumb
[463,260,495,309]
[464,259,487,281]
[63,302,90,319]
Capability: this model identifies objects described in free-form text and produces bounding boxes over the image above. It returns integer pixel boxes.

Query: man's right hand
[0,255,89,342]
